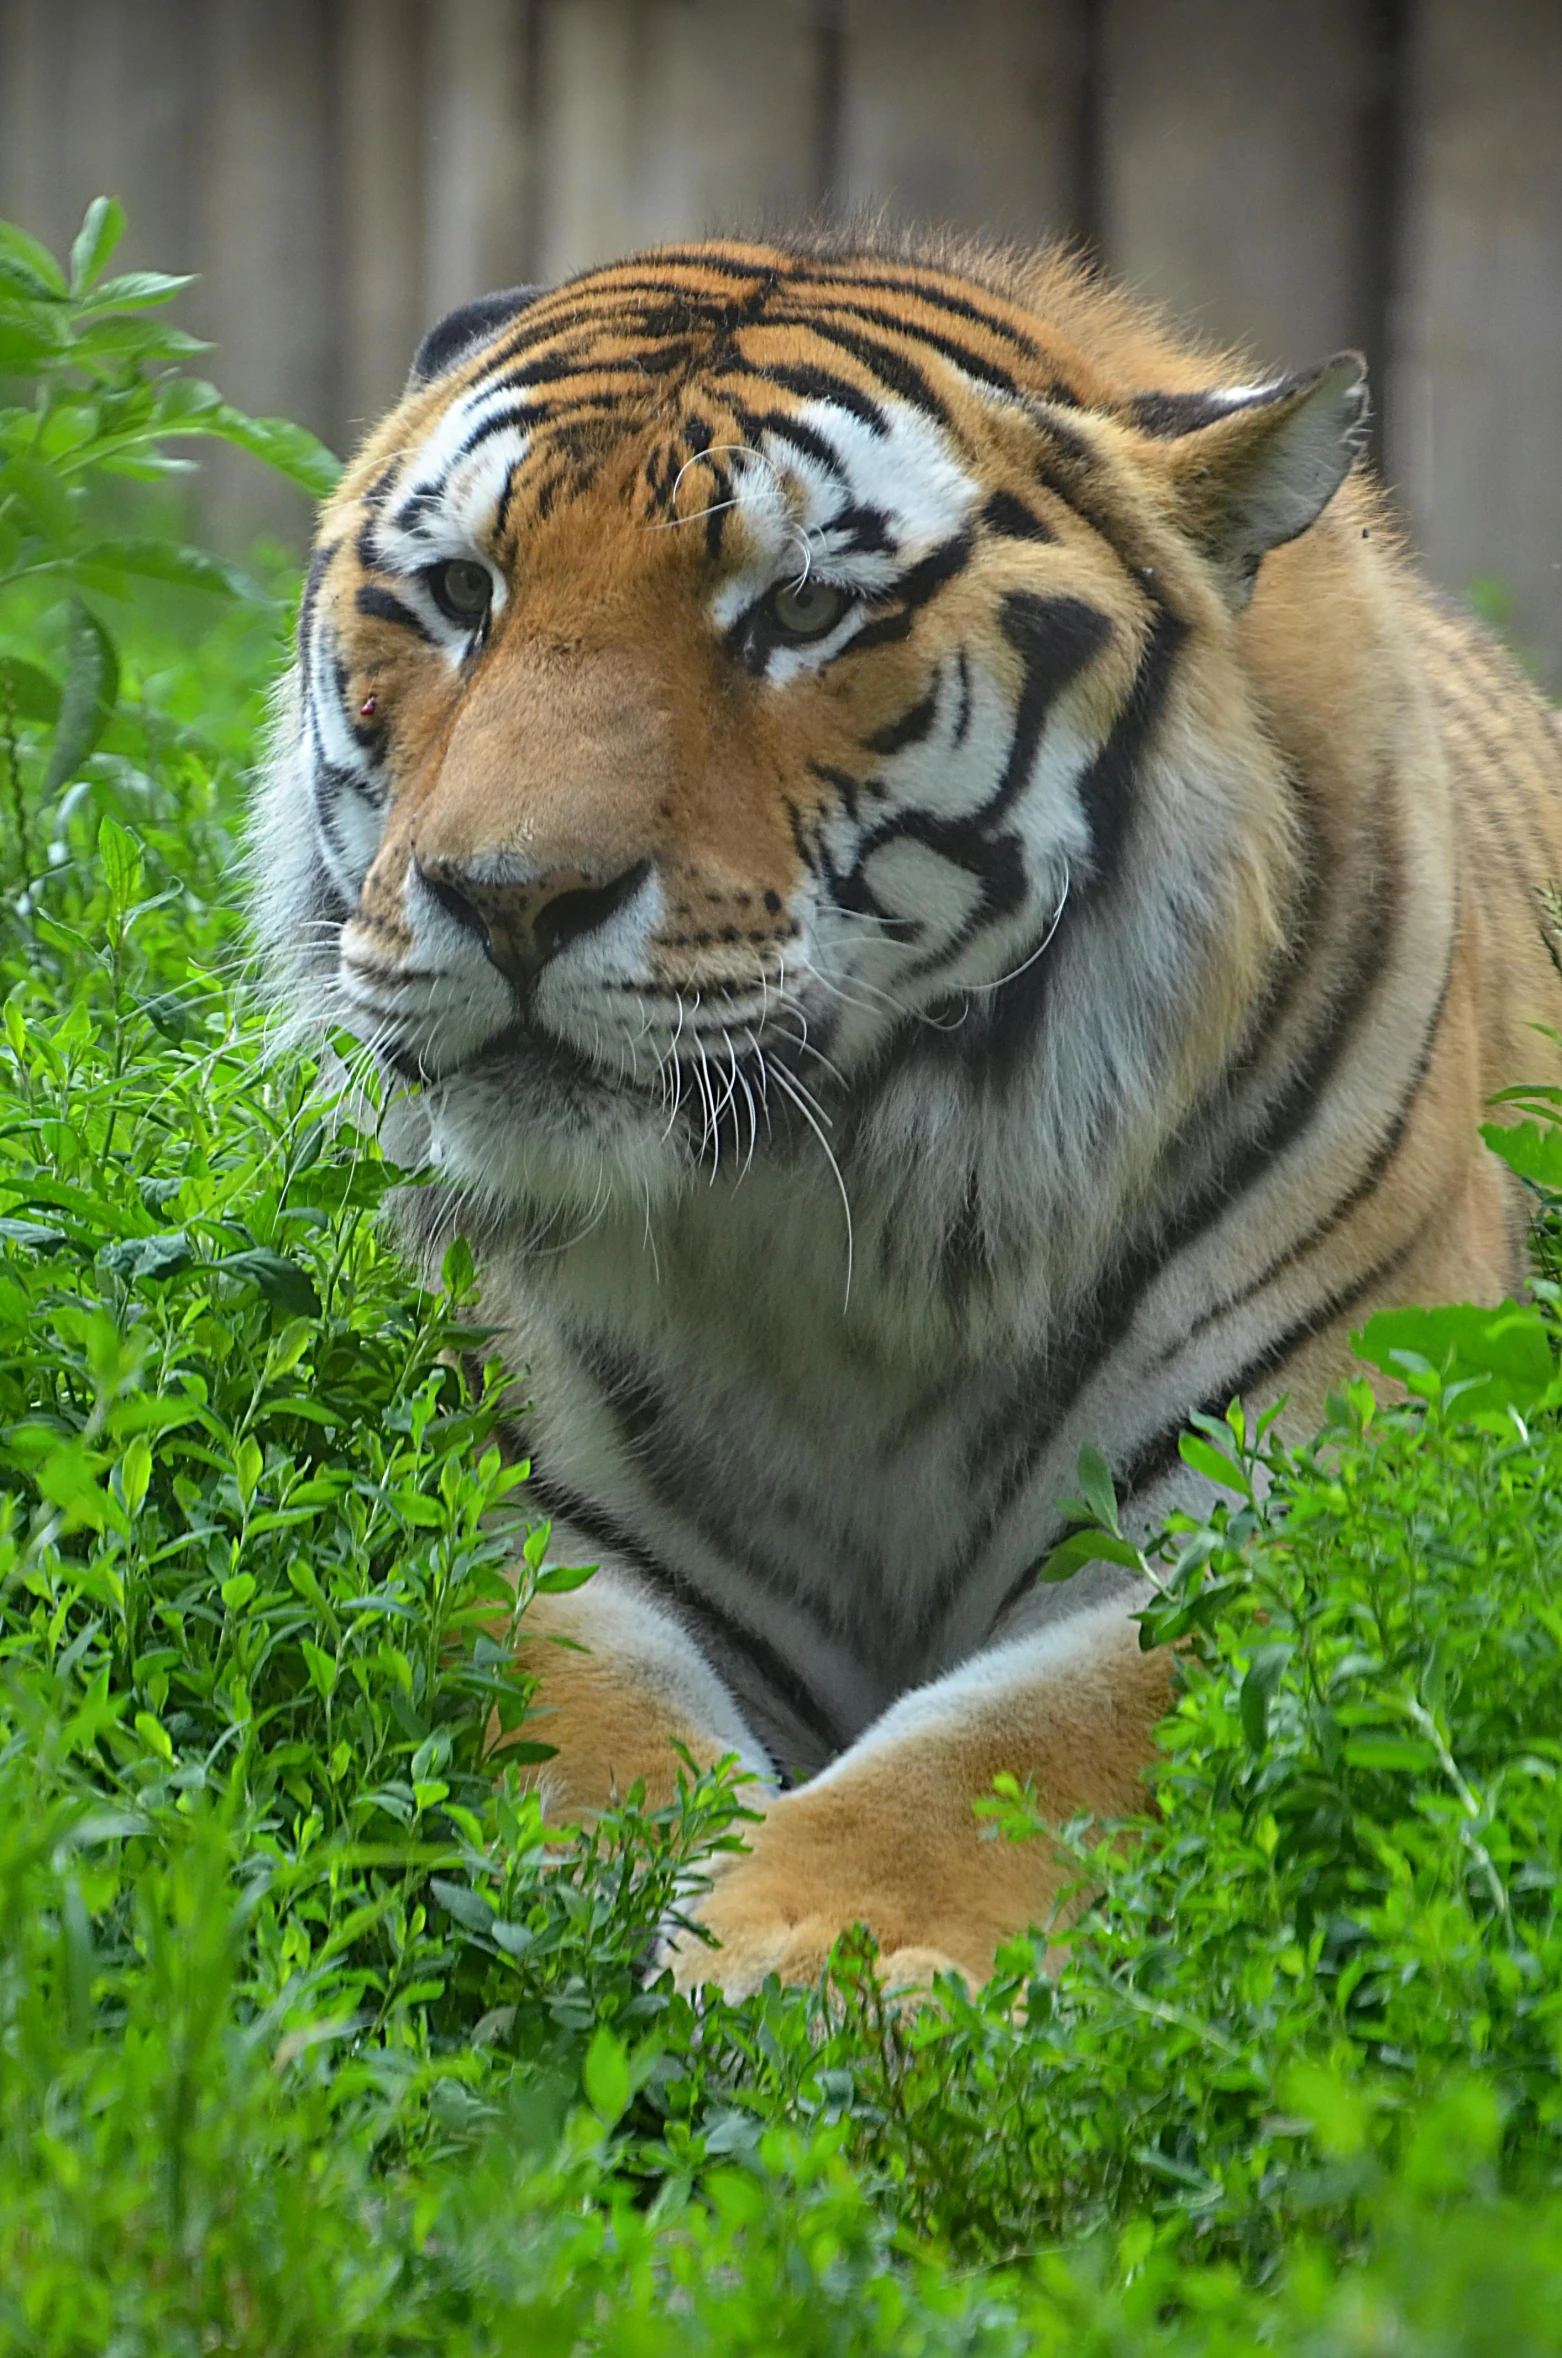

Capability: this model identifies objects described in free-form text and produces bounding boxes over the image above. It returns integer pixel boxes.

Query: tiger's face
[256,239,1364,1221]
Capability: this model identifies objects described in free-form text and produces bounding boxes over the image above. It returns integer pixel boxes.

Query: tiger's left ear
[1132,353,1368,607]
[408,285,547,389]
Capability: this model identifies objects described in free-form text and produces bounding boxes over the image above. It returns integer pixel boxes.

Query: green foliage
[0,195,338,903]
[2,202,1562,2352]
[835,1381,1562,2271]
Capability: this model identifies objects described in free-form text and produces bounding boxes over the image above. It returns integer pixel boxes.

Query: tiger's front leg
[662,1602,1175,1998]
[495,1566,776,1820]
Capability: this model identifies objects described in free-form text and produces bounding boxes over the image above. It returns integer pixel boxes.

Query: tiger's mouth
[368,976,838,1181]
[373,1001,663,1103]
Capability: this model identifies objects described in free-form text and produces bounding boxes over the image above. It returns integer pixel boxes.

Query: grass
[1,203,1561,2353]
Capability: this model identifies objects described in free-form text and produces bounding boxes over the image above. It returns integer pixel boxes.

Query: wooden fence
[1,0,1559,682]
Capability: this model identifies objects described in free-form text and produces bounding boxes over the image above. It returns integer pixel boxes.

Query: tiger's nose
[416,854,652,989]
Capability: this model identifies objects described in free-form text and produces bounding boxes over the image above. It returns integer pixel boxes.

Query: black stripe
[521,1465,843,1757]
[957,778,1392,1504]
[808,759,865,823]
[753,360,888,431]
[1164,926,1458,1362]
[965,798,1398,1513]
[296,537,337,676]
[839,595,1134,1073]
[992,593,1114,827]
[1128,386,1269,439]
[1196,788,1401,1203]
[863,690,938,756]
[453,403,533,459]
[577,250,783,288]
[991,1221,1428,1629]
[854,598,1111,994]
[981,490,1055,543]
[792,261,1050,360]
[307,751,355,860]
[1074,606,1186,895]
[494,460,523,542]
[846,531,974,654]
[356,584,433,642]
[788,297,1022,398]
[727,399,856,485]
[951,651,972,746]
[787,317,954,427]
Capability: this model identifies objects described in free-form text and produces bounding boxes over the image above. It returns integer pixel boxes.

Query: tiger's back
[254,227,1562,1991]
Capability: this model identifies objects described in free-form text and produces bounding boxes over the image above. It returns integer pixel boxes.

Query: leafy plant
[4,199,1562,2354]
[0,194,337,891]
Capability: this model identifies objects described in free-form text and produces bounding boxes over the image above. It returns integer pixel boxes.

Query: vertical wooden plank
[1390,0,1562,691]
[1100,0,1375,376]
[632,0,820,246]
[338,0,430,440]
[531,0,637,278]
[423,0,536,319]
[0,0,204,279]
[533,0,819,282]
[0,0,79,255]
[836,0,1088,248]
[197,0,343,542]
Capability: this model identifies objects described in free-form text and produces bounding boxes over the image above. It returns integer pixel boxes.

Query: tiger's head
[254,235,1367,1252]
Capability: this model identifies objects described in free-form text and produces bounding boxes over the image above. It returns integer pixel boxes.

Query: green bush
[2,203,1561,2355]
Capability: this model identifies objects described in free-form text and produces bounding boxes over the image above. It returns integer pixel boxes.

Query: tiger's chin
[414,1041,695,1230]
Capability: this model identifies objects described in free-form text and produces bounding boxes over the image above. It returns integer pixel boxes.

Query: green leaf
[7,1177,142,1240]
[1178,1431,1252,1498]
[0,245,65,302]
[1480,1119,1562,1192]
[534,1562,598,1594]
[42,600,120,798]
[69,197,125,295]
[1354,1300,1555,1418]
[74,536,256,602]
[300,1639,338,1700]
[133,1710,175,1763]
[1239,1643,1292,1754]
[98,813,142,908]
[69,316,210,366]
[1076,1443,1120,1536]
[117,1434,152,1517]
[1,452,74,540]
[0,1215,68,1253]
[0,219,68,295]
[218,1247,321,1320]
[200,401,342,498]
[1340,1734,1440,1773]
[0,657,62,725]
[81,268,195,312]
[1035,1528,1148,1584]
[234,1435,263,1506]
[98,1232,191,1285]
[0,314,64,373]
[432,1879,496,1937]
[583,2025,631,2129]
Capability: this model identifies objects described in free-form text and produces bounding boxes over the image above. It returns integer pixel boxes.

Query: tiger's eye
[769,576,847,641]
[430,558,493,623]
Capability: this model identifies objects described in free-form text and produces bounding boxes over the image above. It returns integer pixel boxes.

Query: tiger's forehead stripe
[354,342,1094,607]
[432,244,1101,426]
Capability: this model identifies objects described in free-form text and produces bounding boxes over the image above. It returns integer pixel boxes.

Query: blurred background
[1,0,1557,682]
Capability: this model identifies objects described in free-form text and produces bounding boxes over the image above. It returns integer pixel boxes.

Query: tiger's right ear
[1133,353,1369,607]
[407,286,546,389]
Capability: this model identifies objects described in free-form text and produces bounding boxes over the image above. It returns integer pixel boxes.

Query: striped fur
[253,231,1562,1993]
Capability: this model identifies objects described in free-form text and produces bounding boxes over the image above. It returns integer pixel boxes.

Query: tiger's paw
[659,1789,993,2001]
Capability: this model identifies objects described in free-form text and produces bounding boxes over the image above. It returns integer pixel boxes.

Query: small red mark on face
[359,692,378,719]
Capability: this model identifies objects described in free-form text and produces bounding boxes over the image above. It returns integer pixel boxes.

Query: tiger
[252,226,1562,1998]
